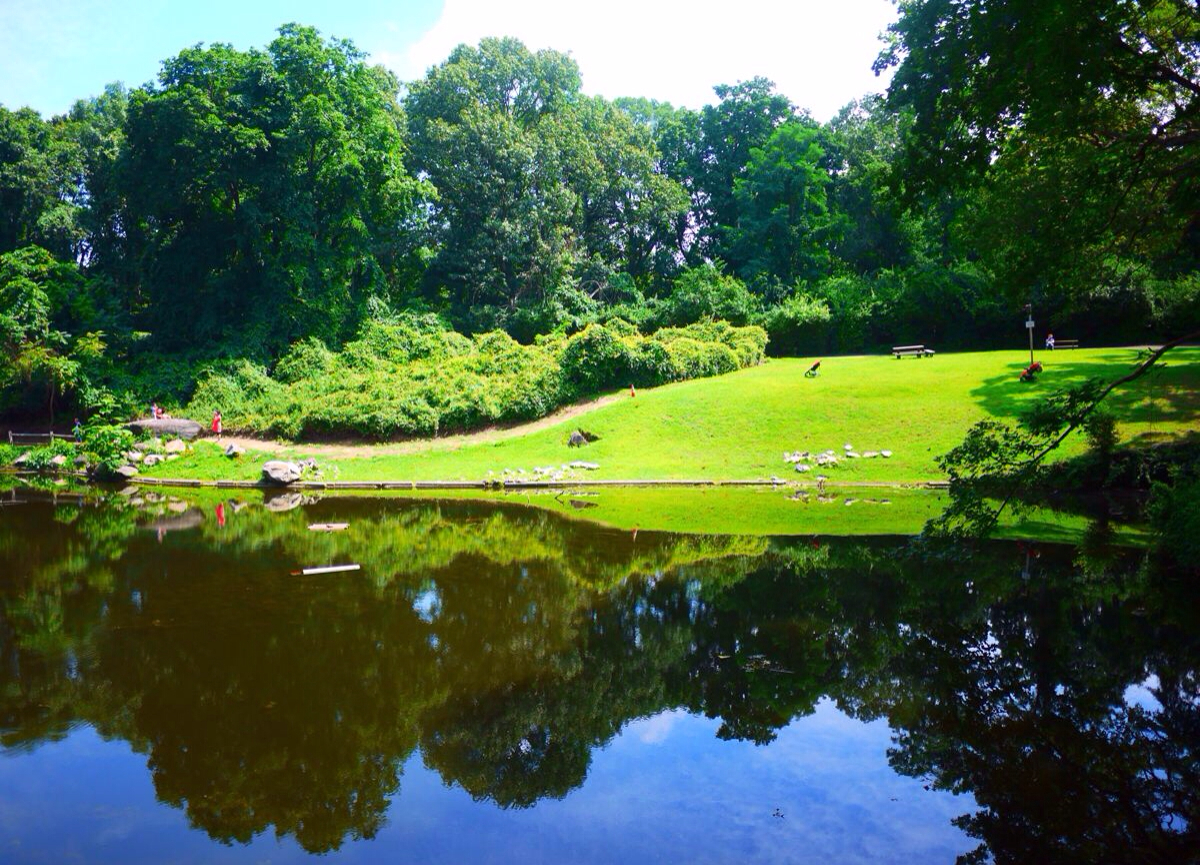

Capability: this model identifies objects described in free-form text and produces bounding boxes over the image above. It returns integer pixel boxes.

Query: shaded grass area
[140,347,1200,486]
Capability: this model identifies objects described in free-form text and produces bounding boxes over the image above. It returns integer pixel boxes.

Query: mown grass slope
[148,347,1200,484]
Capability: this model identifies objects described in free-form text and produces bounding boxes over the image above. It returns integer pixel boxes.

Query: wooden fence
[6,431,75,445]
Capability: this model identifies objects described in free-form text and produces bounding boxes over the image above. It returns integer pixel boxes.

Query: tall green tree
[406,39,687,331]
[876,0,1200,301]
[0,107,84,260]
[121,24,426,353]
[729,120,835,285]
[694,78,795,267]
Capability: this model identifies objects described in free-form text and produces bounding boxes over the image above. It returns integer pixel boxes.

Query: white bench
[892,344,935,359]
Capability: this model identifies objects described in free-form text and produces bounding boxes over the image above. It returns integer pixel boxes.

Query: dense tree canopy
[119,24,426,352]
[877,0,1200,301]
[0,19,1194,423]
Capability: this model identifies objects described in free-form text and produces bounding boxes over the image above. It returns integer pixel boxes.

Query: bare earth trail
[217,392,625,459]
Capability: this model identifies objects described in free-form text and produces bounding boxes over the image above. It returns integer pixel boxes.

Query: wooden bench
[1054,339,1079,349]
[892,344,935,359]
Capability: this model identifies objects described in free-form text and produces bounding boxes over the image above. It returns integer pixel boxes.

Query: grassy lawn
[143,346,1200,485]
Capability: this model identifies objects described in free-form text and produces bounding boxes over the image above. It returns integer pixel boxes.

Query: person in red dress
[211,410,222,442]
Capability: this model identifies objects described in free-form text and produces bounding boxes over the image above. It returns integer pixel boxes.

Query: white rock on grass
[795,464,812,472]
[863,451,879,458]
[846,452,861,459]
[881,450,892,458]
[570,461,600,470]
[844,444,853,451]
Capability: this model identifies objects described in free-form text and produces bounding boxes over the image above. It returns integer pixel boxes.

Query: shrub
[274,338,336,384]
[83,424,134,479]
[756,294,833,356]
[559,324,635,392]
[663,264,757,326]
[183,316,763,441]
[21,438,77,471]
[665,338,739,379]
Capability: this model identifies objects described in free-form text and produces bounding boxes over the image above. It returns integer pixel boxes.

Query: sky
[0,0,897,120]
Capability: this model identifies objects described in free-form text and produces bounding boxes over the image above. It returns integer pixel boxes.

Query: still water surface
[0,489,1195,863]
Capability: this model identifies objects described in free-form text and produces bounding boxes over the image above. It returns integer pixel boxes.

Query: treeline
[1,10,1197,425]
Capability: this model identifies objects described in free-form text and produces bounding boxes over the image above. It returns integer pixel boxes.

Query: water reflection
[0,490,1196,862]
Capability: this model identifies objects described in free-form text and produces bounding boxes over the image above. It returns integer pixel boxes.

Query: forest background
[1,1,1196,439]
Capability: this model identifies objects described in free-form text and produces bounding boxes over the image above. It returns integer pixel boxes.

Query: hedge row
[187,316,766,440]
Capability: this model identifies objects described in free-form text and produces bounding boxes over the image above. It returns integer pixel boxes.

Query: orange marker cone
[630,384,636,398]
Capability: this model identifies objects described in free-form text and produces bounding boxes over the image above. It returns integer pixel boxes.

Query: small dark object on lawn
[804,360,821,378]
[1019,360,1044,383]
[568,429,600,447]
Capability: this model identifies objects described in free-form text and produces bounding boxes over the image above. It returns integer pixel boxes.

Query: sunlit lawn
[145,346,1199,485]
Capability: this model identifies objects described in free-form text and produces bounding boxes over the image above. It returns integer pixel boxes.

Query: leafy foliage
[187,315,766,440]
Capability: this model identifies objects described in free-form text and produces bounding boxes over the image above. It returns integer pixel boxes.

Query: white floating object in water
[308,523,349,532]
[296,564,360,575]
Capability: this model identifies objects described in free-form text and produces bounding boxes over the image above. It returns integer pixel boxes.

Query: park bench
[1054,338,1079,349]
[892,344,935,359]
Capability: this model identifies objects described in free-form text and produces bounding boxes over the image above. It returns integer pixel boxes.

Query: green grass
[142,346,1200,485]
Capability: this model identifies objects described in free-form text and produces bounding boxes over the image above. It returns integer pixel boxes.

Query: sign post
[1024,304,1035,367]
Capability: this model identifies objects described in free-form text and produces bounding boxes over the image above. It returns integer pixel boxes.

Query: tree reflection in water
[0,491,1196,862]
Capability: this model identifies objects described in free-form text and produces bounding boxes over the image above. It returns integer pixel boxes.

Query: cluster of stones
[787,490,893,506]
[487,461,601,484]
[114,438,189,478]
[784,444,893,473]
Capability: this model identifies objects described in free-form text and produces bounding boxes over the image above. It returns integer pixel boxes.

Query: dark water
[0,489,1196,864]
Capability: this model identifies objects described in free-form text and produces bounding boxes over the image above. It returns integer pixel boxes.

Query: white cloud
[375,0,897,119]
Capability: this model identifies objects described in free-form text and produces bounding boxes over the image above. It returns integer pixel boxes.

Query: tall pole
[1024,303,1035,366]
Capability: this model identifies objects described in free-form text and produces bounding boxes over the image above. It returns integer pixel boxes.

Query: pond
[0,487,1195,863]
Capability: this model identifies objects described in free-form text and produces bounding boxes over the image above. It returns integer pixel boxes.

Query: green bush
[183,316,765,441]
[21,438,77,471]
[274,338,336,384]
[756,294,833,356]
[665,338,739,379]
[662,264,757,326]
[83,424,135,479]
[560,324,636,393]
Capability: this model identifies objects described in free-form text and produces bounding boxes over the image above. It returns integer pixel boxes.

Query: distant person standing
[212,410,223,442]
[1045,333,1055,350]
[73,418,83,443]
[150,401,159,420]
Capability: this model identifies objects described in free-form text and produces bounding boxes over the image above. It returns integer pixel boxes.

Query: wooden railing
[6,431,75,445]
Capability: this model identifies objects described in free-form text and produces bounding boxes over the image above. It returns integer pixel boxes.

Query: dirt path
[216,392,625,459]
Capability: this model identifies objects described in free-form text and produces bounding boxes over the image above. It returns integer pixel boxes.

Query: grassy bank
[141,346,1200,485]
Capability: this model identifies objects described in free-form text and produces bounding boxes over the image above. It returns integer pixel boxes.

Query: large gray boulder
[262,460,303,486]
[114,465,139,479]
[125,418,203,440]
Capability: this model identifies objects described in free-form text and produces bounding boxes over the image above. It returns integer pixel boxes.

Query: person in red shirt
[211,410,223,442]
